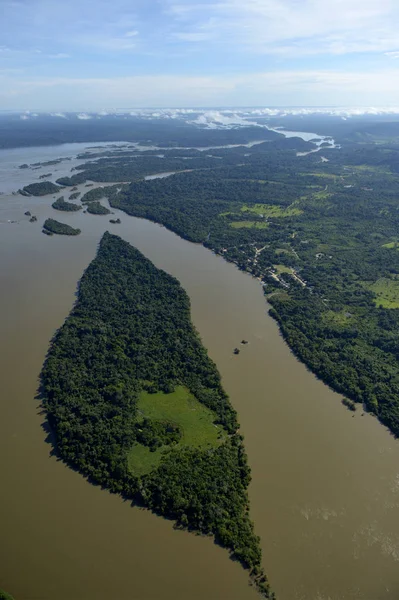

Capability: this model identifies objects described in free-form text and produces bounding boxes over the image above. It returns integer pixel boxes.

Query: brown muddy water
[0,167,399,600]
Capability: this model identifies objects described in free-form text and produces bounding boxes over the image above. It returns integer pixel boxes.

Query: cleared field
[367,278,399,308]
[128,386,226,475]
[241,203,303,217]
[302,172,338,179]
[230,221,269,229]
[274,264,293,274]
[382,241,399,249]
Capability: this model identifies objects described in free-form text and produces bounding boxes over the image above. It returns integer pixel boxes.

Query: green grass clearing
[366,278,399,308]
[128,386,226,475]
[274,264,293,274]
[382,241,399,249]
[302,172,338,179]
[241,203,303,218]
[349,164,391,174]
[230,221,269,229]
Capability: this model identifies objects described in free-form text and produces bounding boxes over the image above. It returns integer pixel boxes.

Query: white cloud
[167,0,399,56]
[125,30,138,37]
[48,53,70,59]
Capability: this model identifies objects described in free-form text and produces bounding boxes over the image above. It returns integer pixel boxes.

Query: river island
[40,232,273,598]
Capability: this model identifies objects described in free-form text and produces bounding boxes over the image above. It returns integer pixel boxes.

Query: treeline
[40,233,272,597]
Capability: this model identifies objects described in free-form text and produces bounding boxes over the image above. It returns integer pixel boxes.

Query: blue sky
[1,0,399,110]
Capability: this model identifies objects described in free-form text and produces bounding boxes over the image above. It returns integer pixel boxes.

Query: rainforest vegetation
[20,181,61,196]
[43,218,81,236]
[52,196,82,212]
[95,132,399,438]
[41,232,273,598]
[86,201,111,215]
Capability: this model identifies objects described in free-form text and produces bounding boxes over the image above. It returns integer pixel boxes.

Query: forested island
[43,218,81,236]
[40,232,273,598]
[0,590,14,600]
[86,201,111,215]
[52,197,82,212]
[20,181,61,196]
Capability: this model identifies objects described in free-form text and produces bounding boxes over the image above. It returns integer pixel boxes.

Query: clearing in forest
[366,277,399,308]
[128,386,226,475]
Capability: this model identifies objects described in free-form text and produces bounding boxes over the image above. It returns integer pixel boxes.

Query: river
[0,149,399,600]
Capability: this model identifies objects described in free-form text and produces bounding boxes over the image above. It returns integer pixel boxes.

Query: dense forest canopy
[89,125,399,438]
[43,218,81,236]
[41,232,273,598]
[0,113,279,149]
[20,181,62,196]
[51,196,82,212]
[86,201,111,215]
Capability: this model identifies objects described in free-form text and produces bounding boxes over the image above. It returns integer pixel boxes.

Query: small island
[0,589,15,600]
[29,215,37,222]
[109,218,121,224]
[69,192,81,200]
[86,201,110,215]
[20,181,62,196]
[52,197,82,212]
[81,188,107,203]
[342,398,357,412]
[24,211,31,216]
[42,218,81,236]
[233,348,240,355]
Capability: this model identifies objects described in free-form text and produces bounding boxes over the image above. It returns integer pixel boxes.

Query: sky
[1,0,399,110]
